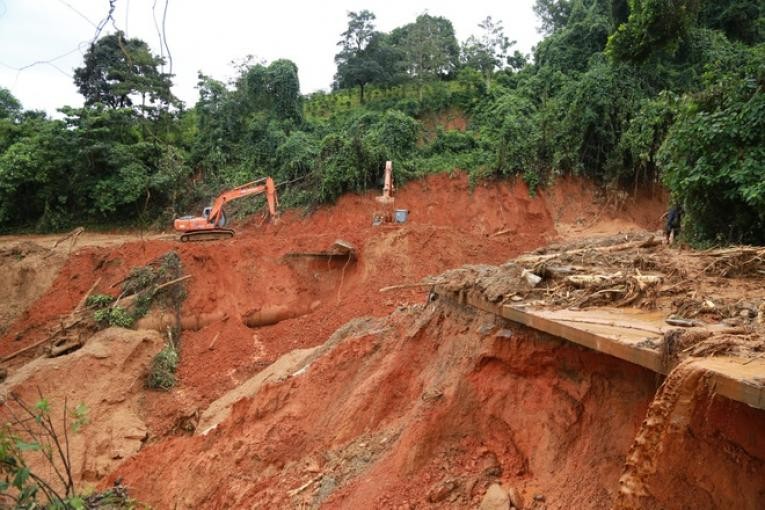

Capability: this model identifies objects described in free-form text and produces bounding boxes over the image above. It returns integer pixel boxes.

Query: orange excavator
[173,176,278,242]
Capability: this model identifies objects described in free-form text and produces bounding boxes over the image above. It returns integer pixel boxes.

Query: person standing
[663,205,683,245]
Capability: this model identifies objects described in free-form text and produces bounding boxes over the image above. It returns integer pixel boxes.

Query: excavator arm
[174,176,278,241]
[207,177,278,227]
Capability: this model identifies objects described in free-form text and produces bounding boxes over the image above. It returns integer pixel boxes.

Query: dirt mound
[0,327,164,490]
[0,241,67,334]
[109,297,765,509]
[541,177,667,239]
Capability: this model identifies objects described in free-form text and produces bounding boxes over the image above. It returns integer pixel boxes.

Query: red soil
[1,173,562,428]
[0,172,687,507]
[111,299,765,509]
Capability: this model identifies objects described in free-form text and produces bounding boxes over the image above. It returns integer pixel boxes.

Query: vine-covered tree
[534,0,613,72]
[606,0,703,62]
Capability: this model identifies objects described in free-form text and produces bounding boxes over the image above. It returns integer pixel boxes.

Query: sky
[0,0,542,116]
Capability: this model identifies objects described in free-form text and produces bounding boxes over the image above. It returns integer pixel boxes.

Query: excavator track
[179,229,235,242]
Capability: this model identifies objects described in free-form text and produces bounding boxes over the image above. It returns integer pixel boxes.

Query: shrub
[145,342,179,390]
[426,128,477,155]
[86,293,115,308]
[94,306,134,328]
[0,395,89,507]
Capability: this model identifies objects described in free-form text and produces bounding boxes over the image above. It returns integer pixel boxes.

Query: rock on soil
[480,483,510,510]
[0,327,164,490]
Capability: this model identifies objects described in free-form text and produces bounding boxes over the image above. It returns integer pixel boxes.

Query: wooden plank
[693,357,765,410]
[500,304,665,374]
[435,288,765,411]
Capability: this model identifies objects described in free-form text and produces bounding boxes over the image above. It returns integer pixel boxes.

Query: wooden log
[517,236,660,265]
[665,318,699,327]
[51,226,84,248]
[1,318,84,363]
[566,274,620,288]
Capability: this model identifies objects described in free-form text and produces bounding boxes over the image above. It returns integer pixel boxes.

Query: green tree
[393,14,460,97]
[699,0,764,44]
[334,11,385,103]
[74,31,177,113]
[0,87,22,121]
[534,0,573,33]
[461,16,515,90]
[236,59,303,126]
[0,88,25,154]
[0,119,78,229]
[607,0,703,63]
[334,10,378,96]
[659,44,765,244]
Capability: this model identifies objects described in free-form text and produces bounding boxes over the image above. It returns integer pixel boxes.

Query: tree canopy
[74,31,177,112]
[0,5,763,245]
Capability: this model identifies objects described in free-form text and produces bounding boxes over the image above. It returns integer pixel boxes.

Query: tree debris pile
[425,232,765,332]
[696,246,765,277]
[89,251,187,329]
[2,252,188,363]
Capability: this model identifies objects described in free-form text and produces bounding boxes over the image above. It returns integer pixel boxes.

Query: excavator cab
[202,207,226,226]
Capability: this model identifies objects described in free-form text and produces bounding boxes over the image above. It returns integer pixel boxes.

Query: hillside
[0,174,763,509]
[0,1,763,508]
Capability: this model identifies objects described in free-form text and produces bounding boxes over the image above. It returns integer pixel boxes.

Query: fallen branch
[1,319,84,363]
[154,274,192,292]
[208,332,220,351]
[288,473,324,497]
[688,246,764,257]
[51,227,84,249]
[379,281,441,293]
[517,236,660,265]
[118,275,193,306]
[743,352,765,365]
[72,278,101,316]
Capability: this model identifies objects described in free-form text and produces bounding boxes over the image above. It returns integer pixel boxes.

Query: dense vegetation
[0,0,762,244]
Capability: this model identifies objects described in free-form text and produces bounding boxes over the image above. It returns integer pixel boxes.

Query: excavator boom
[174,176,278,241]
